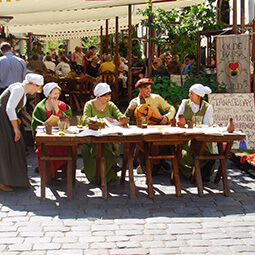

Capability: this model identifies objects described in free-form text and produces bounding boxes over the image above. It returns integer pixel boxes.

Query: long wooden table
[36,127,245,200]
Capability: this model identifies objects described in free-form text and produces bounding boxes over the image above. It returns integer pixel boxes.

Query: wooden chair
[69,75,96,111]
[98,70,117,101]
[35,68,47,75]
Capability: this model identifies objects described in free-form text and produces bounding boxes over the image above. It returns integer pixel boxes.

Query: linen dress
[31,98,72,178]
[179,99,215,180]
[0,84,29,187]
[81,100,125,183]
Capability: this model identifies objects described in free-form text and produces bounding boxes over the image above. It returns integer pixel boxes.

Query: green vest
[184,99,209,122]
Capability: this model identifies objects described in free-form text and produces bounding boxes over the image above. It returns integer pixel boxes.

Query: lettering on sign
[216,34,251,93]
[208,93,255,149]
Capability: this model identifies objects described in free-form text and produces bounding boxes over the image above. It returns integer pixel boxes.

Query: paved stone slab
[0,146,254,254]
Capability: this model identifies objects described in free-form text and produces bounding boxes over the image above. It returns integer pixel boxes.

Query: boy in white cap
[0,73,44,191]
[175,83,215,181]
[31,82,72,180]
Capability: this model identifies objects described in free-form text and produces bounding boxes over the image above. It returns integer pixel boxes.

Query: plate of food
[87,117,107,130]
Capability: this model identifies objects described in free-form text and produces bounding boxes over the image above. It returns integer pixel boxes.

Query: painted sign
[216,34,251,93]
[208,93,255,149]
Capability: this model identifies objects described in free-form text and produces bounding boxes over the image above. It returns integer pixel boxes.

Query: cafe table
[35,125,245,200]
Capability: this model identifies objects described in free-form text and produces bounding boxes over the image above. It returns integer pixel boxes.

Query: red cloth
[36,101,68,179]
[240,151,255,164]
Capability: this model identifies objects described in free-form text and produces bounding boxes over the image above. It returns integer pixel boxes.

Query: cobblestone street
[0,146,255,254]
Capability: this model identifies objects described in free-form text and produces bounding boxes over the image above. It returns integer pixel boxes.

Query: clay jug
[187,120,194,128]
[177,114,186,128]
[169,118,176,127]
[227,118,235,133]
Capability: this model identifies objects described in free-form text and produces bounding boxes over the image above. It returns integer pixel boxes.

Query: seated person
[55,56,71,76]
[125,78,176,174]
[125,78,175,124]
[86,55,100,78]
[81,83,125,183]
[27,54,47,72]
[152,58,170,78]
[31,82,72,179]
[44,55,56,72]
[167,55,181,75]
[163,53,171,67]
[175,83,215,181]
[98,54,116,74]
[132,52,145,76]
[182,54,196,75]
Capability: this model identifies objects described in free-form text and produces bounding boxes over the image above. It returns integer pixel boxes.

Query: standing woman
[175,83,215,181]
[81,83,125,183]
[31,82,72,179]
[0,73,44,191]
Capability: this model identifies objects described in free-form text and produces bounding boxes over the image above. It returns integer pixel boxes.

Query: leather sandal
[0,184,13,192]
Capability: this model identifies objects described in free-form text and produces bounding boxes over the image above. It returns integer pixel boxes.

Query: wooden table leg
[41,143,46,201]
[218,142,231,196]
[120,143,129,185]
[170,146,181,197]
[127,144,136,199]
[67,146,73,200]
[72,146,77,185]
[95,143,101,185]
[100,144,107,200]
[214,142,233,184]
[194,141,206,197]
[144,142,154,199]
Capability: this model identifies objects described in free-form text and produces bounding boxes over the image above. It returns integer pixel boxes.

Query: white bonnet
[43,82,61,97]
[190,83,211,97]
[94,82,111,97]
[24,73,44,86]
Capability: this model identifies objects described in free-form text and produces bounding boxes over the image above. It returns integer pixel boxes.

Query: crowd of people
[0,41,215,192]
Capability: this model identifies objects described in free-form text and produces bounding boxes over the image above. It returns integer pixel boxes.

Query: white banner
[216,34,251,93]
[208,93,255,149]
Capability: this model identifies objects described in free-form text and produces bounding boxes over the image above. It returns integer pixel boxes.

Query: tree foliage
[139,0,225,62]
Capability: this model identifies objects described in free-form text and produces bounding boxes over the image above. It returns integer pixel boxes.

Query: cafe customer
[175,83,215,181]
[81,83,126,183]
[31,82,72,179]
[125,78,176,175]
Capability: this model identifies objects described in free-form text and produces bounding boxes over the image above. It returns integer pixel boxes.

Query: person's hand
[160,116,168,125]
[105,117,114,122]
[49,98,59,113]
[14,127,21,142]
[128,103,137,111]
[66,120,70,129]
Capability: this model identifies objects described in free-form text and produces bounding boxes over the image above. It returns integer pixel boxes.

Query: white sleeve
[203,104,214,125]
[175,100,186,119]
[6,86,24,121]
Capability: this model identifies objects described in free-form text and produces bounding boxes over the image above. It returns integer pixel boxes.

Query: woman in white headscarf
[81,82,125,183]
[0,73,44,191]
[31,82,72,180]
[176,83,215,181]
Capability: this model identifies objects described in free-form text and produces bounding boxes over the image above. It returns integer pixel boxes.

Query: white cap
[24,73,44,86]
[190,83,212,97]
[43,82,61,97]
[94,82,111,97]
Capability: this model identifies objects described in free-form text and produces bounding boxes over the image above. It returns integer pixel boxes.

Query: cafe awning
[0,0,207,39]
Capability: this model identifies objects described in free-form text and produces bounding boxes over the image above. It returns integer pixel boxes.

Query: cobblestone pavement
[0,146,255,255]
